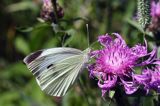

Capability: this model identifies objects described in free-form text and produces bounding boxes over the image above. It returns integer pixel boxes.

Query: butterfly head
[83,48,91,55]
[83,48,91,63]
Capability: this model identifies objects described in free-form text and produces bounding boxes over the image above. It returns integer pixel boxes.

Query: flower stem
[114,86,130,106]
[51,0,58,23]
[78,77,91,105]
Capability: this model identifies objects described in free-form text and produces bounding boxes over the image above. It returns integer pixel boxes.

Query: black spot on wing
[33,64,55,79]
[47,64,53,69]
[24,50,43,64]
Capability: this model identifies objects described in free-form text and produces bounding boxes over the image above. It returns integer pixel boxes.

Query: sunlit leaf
[109,91,115,99]
[126,19,144,33]
[6,1,38,12]
[0,62,31,79]
[15,37,30,55]
[0,91,20,105]
[43,38,59,48]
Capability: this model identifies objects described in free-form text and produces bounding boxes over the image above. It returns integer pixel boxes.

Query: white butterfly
[23,47,90,97]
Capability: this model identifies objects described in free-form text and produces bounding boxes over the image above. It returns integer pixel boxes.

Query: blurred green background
[0,0,157,106]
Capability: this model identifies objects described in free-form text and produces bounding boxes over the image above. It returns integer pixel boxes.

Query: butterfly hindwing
[23,47,90,96]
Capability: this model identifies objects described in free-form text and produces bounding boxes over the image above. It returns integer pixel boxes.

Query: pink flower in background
[88,33,158,96]
[151,1,160,19]
[41,0,64,22]
[149,1,160,32]
[41,0,54,21]
[43,0,53,7]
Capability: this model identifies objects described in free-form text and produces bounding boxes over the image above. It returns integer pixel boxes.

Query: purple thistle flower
[88,33,157,96]
[134,66,160,93]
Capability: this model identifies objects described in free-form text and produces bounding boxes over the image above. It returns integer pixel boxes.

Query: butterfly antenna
[86,24,90,47]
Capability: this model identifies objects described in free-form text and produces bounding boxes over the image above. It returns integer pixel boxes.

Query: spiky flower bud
[137,0,151,29]
[41,0,54,21]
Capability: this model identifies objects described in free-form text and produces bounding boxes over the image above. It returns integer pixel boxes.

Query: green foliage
[6,1,39,12]
[0,0,158,106]
[15,37,30,55]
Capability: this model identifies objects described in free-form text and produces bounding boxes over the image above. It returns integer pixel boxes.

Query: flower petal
[97,75,117,96]
[121,79,138,94]
[112,33,126,46]
[131,44,147,57]
[98,75,117,90]
[133,69,151,85]
[98,34,112,47]
[136,48,157,66]
[150,80,160,93]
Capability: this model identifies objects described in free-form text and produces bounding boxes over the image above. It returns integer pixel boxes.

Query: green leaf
[43,38,59,48]
[109,90,115,99]
[17,27,33,33]
[0,62,31,79]
[6,1,38,12]
[0,91,20,105]
[29,23,53,50]
[15,37,30,55]
[63,29,76,46]
[142,97,154,106]
[24,79,56,106]
[126,19,144,33]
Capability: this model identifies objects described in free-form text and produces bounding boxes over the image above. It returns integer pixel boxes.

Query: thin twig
[78,78,91,106]
[51,0,58,23]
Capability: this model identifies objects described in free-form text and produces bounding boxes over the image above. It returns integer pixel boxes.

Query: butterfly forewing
[23,47,90,97]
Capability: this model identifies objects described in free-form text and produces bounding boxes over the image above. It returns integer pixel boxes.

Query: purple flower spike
[88,33,159,96]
